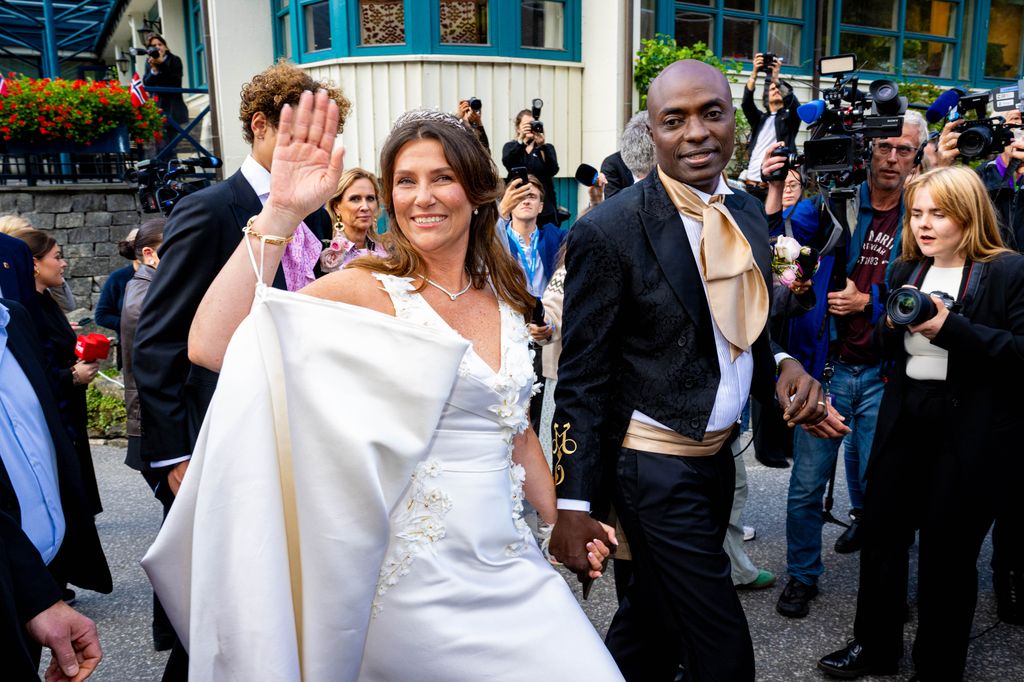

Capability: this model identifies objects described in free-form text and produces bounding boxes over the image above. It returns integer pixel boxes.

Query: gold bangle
[243,216,294,246]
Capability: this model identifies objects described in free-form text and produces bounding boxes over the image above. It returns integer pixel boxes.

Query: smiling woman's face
[391,138,473,258]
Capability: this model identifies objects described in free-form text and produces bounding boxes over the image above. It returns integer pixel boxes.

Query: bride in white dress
[162,90,623,680]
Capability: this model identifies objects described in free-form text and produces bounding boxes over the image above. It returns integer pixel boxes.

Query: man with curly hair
[132,60,349,679]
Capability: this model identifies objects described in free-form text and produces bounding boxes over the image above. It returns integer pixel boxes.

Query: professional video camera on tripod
[125,156,221,216]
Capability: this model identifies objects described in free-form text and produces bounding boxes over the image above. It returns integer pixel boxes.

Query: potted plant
[0,74,165,154]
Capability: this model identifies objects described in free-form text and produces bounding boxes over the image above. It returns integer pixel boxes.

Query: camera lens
[958,126,992,159]
[886,288,937,326]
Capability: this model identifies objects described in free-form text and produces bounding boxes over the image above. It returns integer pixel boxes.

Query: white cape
[142,286,469,681]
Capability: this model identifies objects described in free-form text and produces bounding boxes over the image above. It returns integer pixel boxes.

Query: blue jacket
[775,181,904,380]
[504,221,566,294]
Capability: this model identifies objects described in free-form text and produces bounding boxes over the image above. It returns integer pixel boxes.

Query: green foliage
[86,385,126,437]
[895,79,946,131]
[634,35,742,110]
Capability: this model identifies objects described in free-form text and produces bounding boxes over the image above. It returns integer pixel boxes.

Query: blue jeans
[786,361,885,586]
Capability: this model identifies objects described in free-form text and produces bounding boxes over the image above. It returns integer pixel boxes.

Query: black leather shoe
[834,510,863,554]
[995,570,1024,625]
[817,641,899,679]
[755,452,790,468]
[776,578,818,618]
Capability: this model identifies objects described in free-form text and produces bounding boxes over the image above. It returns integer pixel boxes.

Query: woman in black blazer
[819,166,1024,681]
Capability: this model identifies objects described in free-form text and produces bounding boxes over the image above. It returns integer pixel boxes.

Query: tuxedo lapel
[227,171,289,290]
[639,175,711,332]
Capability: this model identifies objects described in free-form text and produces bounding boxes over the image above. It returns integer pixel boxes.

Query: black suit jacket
[0,300,112,594]
[132,169,330,464]
[0,233,36,311]
[872,255,1024,483]
[600,151,634,200]
[552,172,777,505]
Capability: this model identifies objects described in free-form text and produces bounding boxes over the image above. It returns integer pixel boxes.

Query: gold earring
[334,217,344,233]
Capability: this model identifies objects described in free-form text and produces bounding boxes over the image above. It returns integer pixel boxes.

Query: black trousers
[854,380,996,681]
[606,445,754,682]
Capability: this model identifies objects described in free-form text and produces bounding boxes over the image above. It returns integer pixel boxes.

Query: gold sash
[622,418,732,457]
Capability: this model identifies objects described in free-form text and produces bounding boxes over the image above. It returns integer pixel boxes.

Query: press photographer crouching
[818,166,1024,681]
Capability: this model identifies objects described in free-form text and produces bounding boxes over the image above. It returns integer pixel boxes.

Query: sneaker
[776,577,818,618]
[743,525,756,542]
[737,569,776,590]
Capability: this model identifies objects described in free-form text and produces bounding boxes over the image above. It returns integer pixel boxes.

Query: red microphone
[74,333,111,363]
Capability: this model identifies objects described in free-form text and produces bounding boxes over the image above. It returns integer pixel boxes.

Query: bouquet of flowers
[0,74,165,146]
[772,235,819,289]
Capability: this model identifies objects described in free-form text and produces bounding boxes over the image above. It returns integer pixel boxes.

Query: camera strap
[907,259,985,311]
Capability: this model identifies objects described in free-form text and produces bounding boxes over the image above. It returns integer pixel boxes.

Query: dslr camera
[760,53,778,72]
[885,287,955,327]
[128,45,161,59]
[953,92,1019,160]
[794,53,907,197]
[466,97,482,112]
[125,157,218,216]
[529,98,544,134]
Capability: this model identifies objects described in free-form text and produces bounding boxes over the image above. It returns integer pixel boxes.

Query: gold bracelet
[243,216,294,246]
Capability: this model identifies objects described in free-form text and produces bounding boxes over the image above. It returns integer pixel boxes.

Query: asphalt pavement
[61,441,1022,681]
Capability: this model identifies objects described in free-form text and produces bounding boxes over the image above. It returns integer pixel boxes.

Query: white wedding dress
[142,275,622,681]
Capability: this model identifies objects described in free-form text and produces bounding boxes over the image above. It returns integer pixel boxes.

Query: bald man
[550,61,833,681]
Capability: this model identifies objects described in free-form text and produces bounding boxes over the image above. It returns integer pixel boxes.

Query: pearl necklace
[423,275,473,301]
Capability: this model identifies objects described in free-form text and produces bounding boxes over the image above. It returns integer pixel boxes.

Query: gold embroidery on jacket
[551,422,577,486]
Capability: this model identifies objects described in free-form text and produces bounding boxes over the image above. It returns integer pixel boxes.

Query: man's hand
[456,101,481,127]
[776,358,828,427]
[499,178,531,219]
[1008,138,1024,178]
[762,141,787,182]
[72,361,99,386]
[528,323,553,343]
[935,121,961,168]
[167,460,190,496]
[26,600,101,682]
[550,510,616,580]
[748,53,764,88]
[801,401,851,439]
[907,295,951,340]
[827,278,870,317]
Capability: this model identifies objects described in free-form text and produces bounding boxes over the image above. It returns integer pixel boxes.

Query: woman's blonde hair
[0,214,33,236]
[900,166,1011,263]
[326,168,382,227]
[348,112,534,317]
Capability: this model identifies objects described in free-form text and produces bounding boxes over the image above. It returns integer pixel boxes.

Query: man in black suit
[600,111,655,200]
[1,508,102,680]
[0,299,112,599]
[132,62,347,677]
[549,61,838,681]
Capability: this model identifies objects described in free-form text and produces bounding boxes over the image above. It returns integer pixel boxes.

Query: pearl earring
[473,208,479,215]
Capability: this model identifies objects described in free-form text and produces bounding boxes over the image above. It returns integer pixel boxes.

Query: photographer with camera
[502,104,559,226]
[818,166,1024,680]
[457,97,489,152]
[741,53,801,203]
[141,34,188,149]
[774,111,929,620]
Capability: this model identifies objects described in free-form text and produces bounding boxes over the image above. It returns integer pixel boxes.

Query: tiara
[393,108,469,133]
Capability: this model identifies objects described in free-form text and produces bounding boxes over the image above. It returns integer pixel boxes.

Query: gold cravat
[657,166,769,360]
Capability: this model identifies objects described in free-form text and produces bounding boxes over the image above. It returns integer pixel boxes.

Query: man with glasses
[772,112,929,620]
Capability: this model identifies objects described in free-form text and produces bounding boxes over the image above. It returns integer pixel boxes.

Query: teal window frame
[271,1,580,63]
[655,1,816,76]
[967,0,1024,87]
[183,0,207,87]
[830,0,967,86]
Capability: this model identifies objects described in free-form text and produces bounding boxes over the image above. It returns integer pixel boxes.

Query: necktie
[657,167,769,360]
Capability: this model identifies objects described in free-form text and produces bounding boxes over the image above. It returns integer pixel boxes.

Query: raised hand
[266,89,346,231]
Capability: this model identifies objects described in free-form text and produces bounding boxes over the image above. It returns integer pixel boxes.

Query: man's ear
[251,111,267,140]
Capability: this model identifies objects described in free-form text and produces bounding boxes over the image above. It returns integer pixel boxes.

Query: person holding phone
[502,110,559,225]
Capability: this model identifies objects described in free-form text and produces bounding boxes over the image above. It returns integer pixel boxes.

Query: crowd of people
[0,50,1022,682]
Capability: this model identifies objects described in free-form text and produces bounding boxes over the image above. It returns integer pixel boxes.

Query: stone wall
[0,185,143,310]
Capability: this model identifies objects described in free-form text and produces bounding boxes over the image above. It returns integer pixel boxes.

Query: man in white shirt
[741,53,801,203]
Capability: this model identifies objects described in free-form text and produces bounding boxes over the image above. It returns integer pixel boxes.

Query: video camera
[774,54,907,197]
[128,45,161,59]
[951,92,1020,160]
[125,156,221,216]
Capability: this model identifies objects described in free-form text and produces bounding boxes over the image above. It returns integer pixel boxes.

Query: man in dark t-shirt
[778,115,927,621]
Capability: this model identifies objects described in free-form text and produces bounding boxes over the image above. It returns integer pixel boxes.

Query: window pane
[674,10,712,49]
[640,0,656,41]
[766,22,800,66]
[722,16,759,60]
[986,0,1024,79]
[769,0,801,18]
[304,1,331,52]
[279,0,288,8]
[902,39,954,78]
[959,0,973,81]
[440,0,488,44]
[521,1,564,50]
[360,0,405,45]
[279,14,292,56]
[724,0,758,11]
[905,1,956,37]
[839,32,894,72]
[842,0,897,30]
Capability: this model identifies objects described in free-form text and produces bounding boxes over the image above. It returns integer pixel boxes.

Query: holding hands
[550,511,618,582]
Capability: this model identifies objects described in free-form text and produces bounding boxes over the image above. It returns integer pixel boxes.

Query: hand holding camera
[885,285,953,338]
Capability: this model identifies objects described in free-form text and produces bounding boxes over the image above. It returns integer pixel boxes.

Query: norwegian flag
[130,72,148,107]
[0,72,8,97]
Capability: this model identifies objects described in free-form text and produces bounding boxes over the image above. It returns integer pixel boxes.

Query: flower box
[4,125,130,155]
